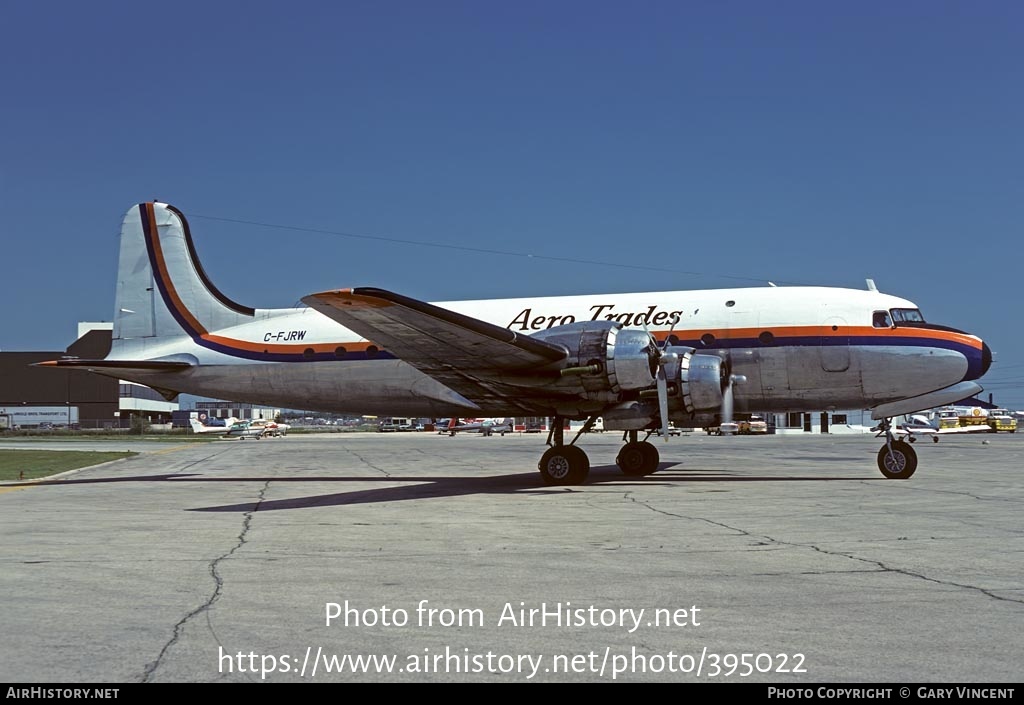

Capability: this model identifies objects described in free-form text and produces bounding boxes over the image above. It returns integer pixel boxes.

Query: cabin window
[872,311,891,328]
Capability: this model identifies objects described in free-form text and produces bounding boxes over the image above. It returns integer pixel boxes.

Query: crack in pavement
[141,480,270,682]
[341,445,392,478]
[624,493,1024,606]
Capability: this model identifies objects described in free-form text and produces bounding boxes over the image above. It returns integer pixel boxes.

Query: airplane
[249,419,290,436]
[188,414,237,435]
[444,418,515,436]
[39,202,991,484]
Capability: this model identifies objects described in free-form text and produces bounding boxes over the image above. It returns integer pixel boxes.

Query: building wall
[0,329,176,428]
[0,333,119,427]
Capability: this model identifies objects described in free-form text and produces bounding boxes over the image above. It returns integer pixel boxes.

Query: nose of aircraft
[981,340,992,377]
[967,340,993,381]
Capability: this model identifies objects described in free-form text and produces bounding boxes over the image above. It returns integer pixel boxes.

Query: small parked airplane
[40,202,991,484]
[188,414,237,435]
[444,418,515,436]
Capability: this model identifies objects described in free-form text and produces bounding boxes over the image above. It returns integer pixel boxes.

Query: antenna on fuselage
[865,278,878,292]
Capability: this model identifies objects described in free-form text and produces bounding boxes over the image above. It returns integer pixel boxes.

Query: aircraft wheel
[908,436,916,443]
[638,441,660,474]
[539,446,590,486]
[932,436,939,443]
[616,442,646,475]
[617,441,660,476]
[877,441,917,479]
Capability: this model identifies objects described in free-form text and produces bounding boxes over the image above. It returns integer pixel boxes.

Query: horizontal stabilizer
[34,359,192,371]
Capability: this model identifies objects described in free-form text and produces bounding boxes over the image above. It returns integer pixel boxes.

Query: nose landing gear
[875,418,918,479]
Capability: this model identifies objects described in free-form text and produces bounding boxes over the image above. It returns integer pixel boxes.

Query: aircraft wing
[937,425,992,435]
[302,288,570,410]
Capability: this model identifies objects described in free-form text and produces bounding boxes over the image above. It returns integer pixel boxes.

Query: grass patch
[0,450,136,481]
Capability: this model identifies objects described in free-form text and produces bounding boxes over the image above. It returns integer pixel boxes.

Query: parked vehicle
[986,409,1017,433]
[739,415,769,434]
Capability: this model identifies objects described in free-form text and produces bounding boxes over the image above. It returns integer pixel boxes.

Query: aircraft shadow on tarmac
[2,464,883,512]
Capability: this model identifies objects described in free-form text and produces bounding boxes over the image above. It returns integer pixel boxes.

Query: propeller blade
[720,373,747,435]
[722,379,734,430]
[641,321,670,439]
[657,366,669,441]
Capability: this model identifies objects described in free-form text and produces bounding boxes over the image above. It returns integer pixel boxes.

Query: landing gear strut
[616,430,660,476]
[537,416,591,485]
[875,417,918,479]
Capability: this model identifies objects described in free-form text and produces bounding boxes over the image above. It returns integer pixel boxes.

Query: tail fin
[113,202,254,352]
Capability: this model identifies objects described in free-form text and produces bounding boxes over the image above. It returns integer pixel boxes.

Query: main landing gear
[537,417,662,485]
[615,429,660,476]
[875,418,918,479]
[538,416,590,485]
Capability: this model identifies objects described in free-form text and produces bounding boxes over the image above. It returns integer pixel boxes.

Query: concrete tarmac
[1,431,1021,683]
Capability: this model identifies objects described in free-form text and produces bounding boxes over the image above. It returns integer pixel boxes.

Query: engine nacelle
[527,325,726,420]
[533,321,658,399]
[672,348,725,413]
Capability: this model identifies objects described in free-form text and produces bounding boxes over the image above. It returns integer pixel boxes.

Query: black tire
[538,445,590,485]
[617,441,660,476]
[638,441,660,474]
[877,441,918,479]
[616,442,646,475]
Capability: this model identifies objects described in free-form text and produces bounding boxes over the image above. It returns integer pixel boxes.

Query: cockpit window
[872,310,892,328]
[890,308,925,324]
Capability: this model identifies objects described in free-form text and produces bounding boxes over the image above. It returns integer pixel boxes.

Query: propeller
[655,351,673,441]
[718,353,746,435]
[643,324,676,441]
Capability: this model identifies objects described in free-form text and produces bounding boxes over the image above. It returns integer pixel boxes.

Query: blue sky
[2,2,1022,406]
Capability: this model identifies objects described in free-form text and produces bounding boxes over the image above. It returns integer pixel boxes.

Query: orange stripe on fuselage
[201,334,382,355]
[654,324,981,349]
[145,204,357,355]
